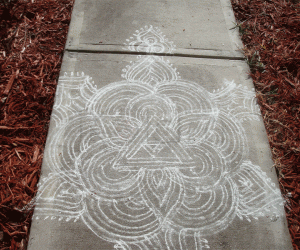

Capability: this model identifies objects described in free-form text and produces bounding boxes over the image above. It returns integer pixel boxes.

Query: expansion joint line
[65,47,245,61]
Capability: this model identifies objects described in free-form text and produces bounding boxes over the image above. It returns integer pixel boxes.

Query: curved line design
[32,26,282,249]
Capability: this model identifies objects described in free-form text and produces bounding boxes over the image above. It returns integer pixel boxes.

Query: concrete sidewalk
[28,0,292,249]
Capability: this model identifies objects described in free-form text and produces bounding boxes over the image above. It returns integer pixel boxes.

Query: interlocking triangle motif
[113,117,195,171]
[142,142,165,158]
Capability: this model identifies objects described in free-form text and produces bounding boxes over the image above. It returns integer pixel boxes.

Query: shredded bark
[0,0,74,249]
[231,0,300,249]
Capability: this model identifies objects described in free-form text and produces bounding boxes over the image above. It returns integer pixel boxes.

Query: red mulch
[0,0,74,249]
[231,0,300,248]
[0,0,299,249]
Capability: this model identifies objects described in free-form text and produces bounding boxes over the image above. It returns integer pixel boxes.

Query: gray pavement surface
[66,0,243,59]
[28,1,292,249]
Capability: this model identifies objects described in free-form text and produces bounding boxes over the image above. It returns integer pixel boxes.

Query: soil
[231,1,300,248]
[0,0,74,249]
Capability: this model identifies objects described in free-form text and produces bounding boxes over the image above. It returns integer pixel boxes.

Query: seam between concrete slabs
[64,47,246,61]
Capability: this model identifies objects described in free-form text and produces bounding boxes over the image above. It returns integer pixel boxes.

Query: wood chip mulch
[0,0,74,249]
[0,0,299,249]
[231,0,300,248]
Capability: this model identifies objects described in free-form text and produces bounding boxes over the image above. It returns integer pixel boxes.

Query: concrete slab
[27,40,292,248]
[66,0,243,58]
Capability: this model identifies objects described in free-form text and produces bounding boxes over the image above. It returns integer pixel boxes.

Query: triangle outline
[113,117,195,170]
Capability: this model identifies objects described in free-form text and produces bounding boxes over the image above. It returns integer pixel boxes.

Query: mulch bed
[0,0,74,249]
[0,0,299,249]
[231,0,300,248]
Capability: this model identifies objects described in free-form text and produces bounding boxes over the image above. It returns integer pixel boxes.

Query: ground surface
[231,1,300,248]
[0,0,74,249]
[0,0,299,249]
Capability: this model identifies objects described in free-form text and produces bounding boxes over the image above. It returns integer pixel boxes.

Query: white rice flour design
[33,26,282,249]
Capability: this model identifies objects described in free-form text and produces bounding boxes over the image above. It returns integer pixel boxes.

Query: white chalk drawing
[31,26,282,249]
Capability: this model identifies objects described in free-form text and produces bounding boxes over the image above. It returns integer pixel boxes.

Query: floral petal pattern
[32,26,283,249]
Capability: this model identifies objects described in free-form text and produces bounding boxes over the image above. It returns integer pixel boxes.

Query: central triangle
[143,142,165,157]
[130,130,179,160]
[113,117,195,170]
